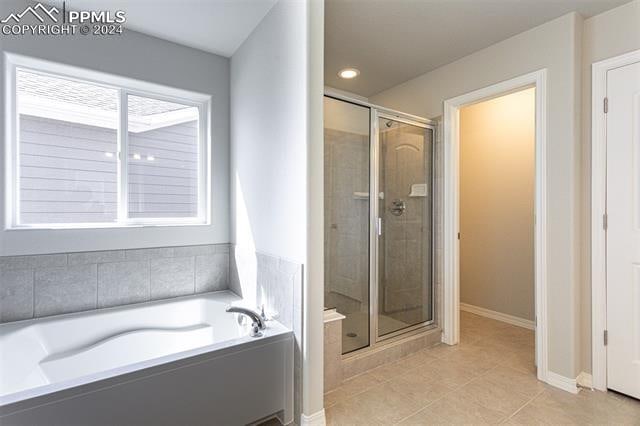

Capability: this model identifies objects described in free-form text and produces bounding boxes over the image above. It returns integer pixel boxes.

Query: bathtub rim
[0,289,241,330]
[0,290,291,407]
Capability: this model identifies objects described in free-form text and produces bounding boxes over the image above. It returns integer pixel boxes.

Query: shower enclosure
[324,94,436,354]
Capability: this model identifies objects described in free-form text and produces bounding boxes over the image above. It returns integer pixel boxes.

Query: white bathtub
[0,291,293,425]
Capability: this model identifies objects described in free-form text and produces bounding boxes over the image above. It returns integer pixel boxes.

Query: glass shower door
[324,96,371,353]
[376,116,434,338]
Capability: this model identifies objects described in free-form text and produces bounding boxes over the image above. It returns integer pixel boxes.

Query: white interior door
[606,60,640,399]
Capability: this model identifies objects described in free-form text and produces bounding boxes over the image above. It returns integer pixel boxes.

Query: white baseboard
[546,371,579,394]
[460,303,535,330]
[300,409,326,426]
[577,371,593,389]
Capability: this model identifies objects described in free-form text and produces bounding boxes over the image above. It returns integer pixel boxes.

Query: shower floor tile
[324,312,640,425]
[341,311,414,353]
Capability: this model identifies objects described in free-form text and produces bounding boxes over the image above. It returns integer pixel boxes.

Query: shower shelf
[409,183,428,197]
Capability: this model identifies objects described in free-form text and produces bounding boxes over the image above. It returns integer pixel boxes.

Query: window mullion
[11,64,20,227]
[117,90,129,224]
[198,105,207,222]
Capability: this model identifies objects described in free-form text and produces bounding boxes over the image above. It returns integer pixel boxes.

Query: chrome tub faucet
[226,306,266,337]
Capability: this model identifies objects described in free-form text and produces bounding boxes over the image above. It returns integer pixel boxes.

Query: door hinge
[604,330,608,346]
[603,213,608,231]
[604,97,608,113]
[457,232,460,240]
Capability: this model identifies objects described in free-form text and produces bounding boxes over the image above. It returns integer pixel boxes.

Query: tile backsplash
[0,244,230,323]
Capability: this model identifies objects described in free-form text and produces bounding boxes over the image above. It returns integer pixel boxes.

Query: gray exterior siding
[19,115,199,224]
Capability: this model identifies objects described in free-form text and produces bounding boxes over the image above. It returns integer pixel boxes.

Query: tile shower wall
[379,123,433,327]
[324,128,369,305]
[0,244,230,323]
[324,126,371,354]
[229,245,303,423]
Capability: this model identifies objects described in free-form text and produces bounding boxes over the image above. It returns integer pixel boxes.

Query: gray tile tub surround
[98,261,150,308]
[229,246,304,421]
[0,244,230,323]
[230,247,301,330]
[0,268,35,322]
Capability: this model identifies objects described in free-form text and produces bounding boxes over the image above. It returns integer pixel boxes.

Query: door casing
[442,69,549,385]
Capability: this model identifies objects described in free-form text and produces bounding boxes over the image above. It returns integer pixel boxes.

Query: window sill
[5,222,210,231]
[1,221,220,256]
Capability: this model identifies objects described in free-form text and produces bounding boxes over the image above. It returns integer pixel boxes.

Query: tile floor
[324,311,640,425]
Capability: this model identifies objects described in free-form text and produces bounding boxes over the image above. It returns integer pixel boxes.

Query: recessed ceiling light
[338,68,360,79]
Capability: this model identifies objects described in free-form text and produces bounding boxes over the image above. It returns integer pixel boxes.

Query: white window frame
[4,53,212,230]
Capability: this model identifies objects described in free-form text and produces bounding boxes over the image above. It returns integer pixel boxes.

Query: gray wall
[371,13,583,378]
[0,0,230,255]
[0,244,229,323]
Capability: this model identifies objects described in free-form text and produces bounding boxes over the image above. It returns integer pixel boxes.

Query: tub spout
[226,306,266,331]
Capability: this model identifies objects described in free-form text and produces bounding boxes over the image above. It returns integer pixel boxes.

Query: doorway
[443,70,549,385]
[459,87,536,330]
[591,49,640,399]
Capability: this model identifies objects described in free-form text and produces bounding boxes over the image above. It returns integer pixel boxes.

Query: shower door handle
[377,217,383,236]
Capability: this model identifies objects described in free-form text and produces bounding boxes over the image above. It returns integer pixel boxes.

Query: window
[127,95,200,220]
[6,58,210,229]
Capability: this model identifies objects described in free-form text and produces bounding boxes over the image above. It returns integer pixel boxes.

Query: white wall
[230,0,307,263]
[580,0,640,374]
[230,0,325,420]
[371,13,583,379]
[306,0,326,419]
[0,0,230,255]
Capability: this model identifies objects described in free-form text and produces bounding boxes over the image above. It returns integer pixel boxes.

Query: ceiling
[48,0,277,57]
[325,0,630,97]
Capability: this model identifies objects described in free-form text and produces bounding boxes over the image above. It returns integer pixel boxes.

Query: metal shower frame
[325,89,438,356]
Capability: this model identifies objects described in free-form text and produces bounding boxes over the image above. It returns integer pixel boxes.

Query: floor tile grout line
[391,394,444,425]
[392,363,515,425]
[500,387,547,424]
[326,320,539,419]
[325,348,472,410]
[390,369,477,425]
[328,341,514,405]
[391,342,540,423]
